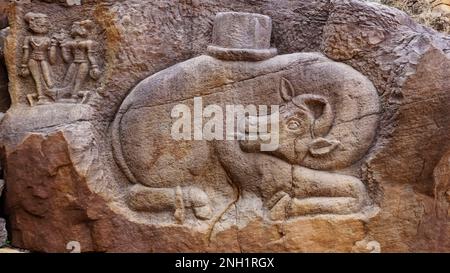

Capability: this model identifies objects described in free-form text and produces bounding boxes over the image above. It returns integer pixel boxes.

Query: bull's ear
[280,77,295,102]
[308,137,340,157]
[297,95,333,137]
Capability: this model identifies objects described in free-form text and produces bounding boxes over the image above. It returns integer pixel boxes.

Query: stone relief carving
[19,13,101,106]
[0,25,10,113]
[2,0,450,253]
[58,20,101,103]
[112,12,380,226]
[19,12,57,106]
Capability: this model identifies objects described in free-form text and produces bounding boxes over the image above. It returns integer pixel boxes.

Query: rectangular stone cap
[211,12,273,50]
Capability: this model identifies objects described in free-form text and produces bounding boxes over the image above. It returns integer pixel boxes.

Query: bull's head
[239,77,340,165]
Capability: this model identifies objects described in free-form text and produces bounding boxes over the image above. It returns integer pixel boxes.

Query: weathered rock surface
[0,5,9,113]
[0,218,6,247]
[0,247,27,253]
[433,0,450,15]
[0,179,5,247]
[0,0,449,252]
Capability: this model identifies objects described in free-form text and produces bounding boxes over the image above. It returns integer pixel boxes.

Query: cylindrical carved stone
[207,12,277,61]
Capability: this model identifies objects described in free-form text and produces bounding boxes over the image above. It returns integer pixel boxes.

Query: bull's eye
[287,119,301,131]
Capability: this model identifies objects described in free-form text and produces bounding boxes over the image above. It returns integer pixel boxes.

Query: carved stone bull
[111,52,380,224]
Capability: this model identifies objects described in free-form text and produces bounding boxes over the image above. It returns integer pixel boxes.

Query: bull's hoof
[185,187,213,220]
[193,205,213,220]
[267,191,291,221]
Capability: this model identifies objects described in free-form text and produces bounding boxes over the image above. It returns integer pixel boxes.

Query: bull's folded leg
[127,184,212,222]
[128,184,177,212]
[293,166,368,200]
[288,197,361,216]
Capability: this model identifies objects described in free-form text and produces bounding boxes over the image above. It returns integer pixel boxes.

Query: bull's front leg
[268,166,369,220]
[289,166,369,216]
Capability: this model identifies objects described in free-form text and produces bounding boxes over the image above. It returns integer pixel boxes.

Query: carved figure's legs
[127,184,213,224]
[28,59,52,105]
[60,62,89,102]
[26,93,38,107]
[40,60,54,89]
[40,60,56,99]
[268,166,369,220]
[63,63,78,86]
[73,62,89,98]
[28,59,42,96]
[28,59,44,98]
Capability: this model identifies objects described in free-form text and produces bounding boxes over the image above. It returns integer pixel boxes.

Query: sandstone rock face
[0,0,449,252]
[433,0,450,15]
[0,6,10,113]
[0,179,5,247]
[0,5,6,243]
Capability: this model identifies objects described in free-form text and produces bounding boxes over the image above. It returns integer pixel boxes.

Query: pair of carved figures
[19,12,101,106]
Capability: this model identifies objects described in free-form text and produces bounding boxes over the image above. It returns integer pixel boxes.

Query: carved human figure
[60,19,101,102]
[19,12,57,106]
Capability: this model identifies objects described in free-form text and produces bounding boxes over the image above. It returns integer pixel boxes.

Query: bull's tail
[111,102,138,184]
